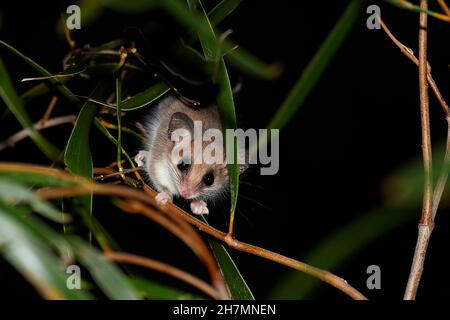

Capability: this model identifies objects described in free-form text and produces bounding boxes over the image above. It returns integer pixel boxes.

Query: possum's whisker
[235,207,254,228]
[238,191,272,212]
[239,180,264,190]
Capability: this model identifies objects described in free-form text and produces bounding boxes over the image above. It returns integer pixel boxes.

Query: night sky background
[0,0,449,300]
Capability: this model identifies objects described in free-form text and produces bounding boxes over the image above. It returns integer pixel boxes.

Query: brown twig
[0,115,76,151]
[104,250,221,299]
[93,166,143,181]
[378,16,449,115]
[437,0,450,17]
[39,96,59,126]
[6,163,366,300]
[404,0,434,300]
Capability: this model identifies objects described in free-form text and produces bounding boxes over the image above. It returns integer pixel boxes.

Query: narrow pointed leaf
[121,82,170,111]
[0,40,79,104]
[70,238,140,300]
[0,178,70,223]
[209,240,254,300]
[0,202,91,299]
[130,276,204,300]
[199,219,254,300]
[0,57,60,160]
[208,0,243,26]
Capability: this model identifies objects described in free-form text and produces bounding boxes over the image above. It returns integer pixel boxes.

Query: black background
[0,0,449,300]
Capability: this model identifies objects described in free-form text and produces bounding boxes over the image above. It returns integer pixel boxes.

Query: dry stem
[0,115,76,151]
[404,0,434,300]
[438,0,450,17]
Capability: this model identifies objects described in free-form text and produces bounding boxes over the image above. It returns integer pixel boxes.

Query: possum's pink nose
[180,188,193,199]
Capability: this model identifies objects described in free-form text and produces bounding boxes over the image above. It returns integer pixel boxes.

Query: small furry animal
[135,96,245,215]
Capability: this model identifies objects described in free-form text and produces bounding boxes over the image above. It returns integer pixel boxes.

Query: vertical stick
[404,0,434,300]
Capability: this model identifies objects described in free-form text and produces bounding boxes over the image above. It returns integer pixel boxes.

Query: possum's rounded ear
[168,112,194,144]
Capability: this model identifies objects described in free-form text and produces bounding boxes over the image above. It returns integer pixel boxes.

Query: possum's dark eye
[177,161,190,172]
[203,172,215,186]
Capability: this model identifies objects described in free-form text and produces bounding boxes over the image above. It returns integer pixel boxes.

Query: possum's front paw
[155,191,173,205]
[190,200,209,215]
[134,150,148,167]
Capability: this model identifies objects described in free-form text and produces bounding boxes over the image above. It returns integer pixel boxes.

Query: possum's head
[167,111,245,201]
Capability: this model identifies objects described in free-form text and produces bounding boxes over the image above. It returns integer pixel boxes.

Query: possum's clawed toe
[134,150,148,167]
[155,191,172,205]
[190,200,209,215]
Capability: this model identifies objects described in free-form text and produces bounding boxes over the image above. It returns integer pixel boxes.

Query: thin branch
[404,0,434,300]
[17,164,367,300]
[94,166,143,181]
[0,115,76,151]
[104,250,221,299]
[40,96,59,126]
[437,0,450,17]
[378,16,449,115]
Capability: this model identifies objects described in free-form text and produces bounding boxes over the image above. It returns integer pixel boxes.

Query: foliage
[1,0,447,300]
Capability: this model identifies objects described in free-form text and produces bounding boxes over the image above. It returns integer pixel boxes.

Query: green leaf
[3,198,74,261]
[64,84,106,247]
[0,178,70,223]
[130,276,204,300]
[161,43,216,84]
[187,0,221,63]
[94,118,139,172]
[187,0,239,218]
[0,202,91,299]
[268,0,363,130]
[115,77,123,169]
[70,238,140,299]
[162,0,221,52]
[224,45,282,80]
[21,77,72,100]
[166,0,280,80]
[65,89,102,178]
[21,65,86,82]
[216,69,239,217]
[208,0,243,26]
[209,240,254,300]
[0,164,125,252]
[121,82,170,111]
[188,8,245,302]
[0,39,79,104]
[0,57,60,160]
[216,60,239,214]
[0,168,74,188]
[200,216,254,300]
